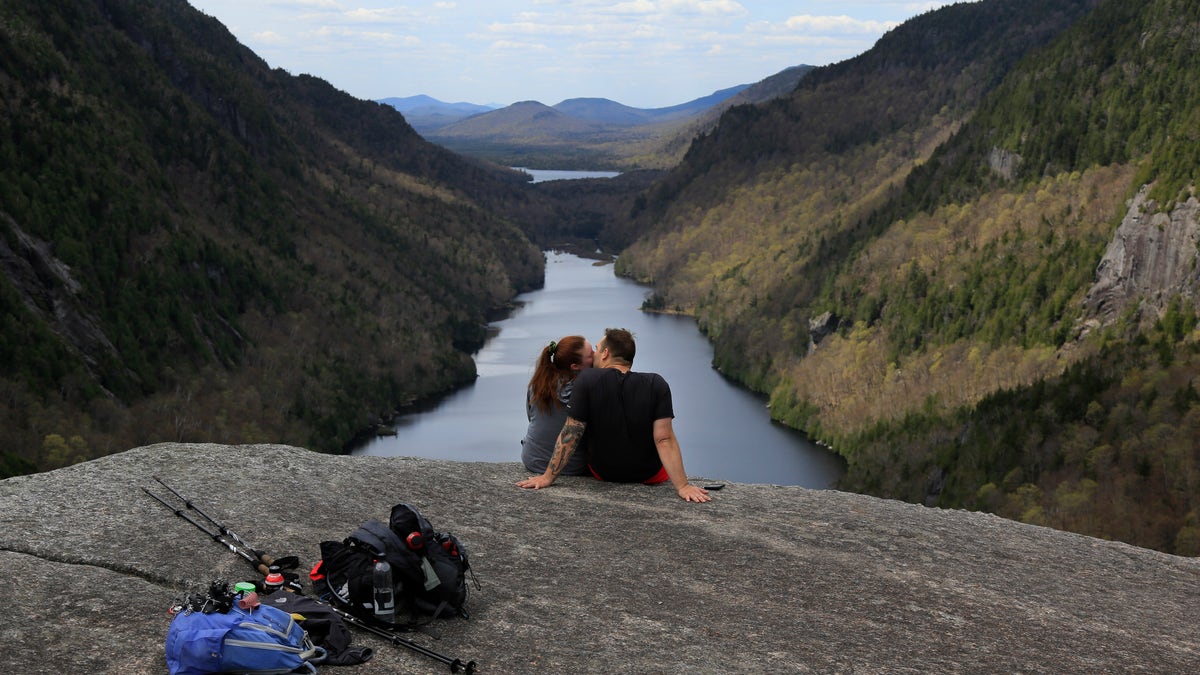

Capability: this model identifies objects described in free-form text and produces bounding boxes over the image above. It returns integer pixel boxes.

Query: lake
[354,252,845,488]
[516,168,621,183]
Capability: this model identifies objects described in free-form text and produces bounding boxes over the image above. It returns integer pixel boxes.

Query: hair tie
[548,340,557,363]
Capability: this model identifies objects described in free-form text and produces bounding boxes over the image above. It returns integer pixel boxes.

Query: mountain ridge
[411,68,809,169]
[0,0,551,472]
[431,100,610,139]
[375,94,498,132]
[608,0,1200,553]
[551,84,751,125]
[383,84,754,133]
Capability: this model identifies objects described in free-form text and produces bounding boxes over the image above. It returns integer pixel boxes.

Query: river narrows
[354,252,845,488]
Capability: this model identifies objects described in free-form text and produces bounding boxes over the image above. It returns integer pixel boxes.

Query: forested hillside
[616,0,1200,553]
[0,0,550,476]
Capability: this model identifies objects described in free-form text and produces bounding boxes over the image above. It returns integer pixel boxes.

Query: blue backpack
[165,598,325,674]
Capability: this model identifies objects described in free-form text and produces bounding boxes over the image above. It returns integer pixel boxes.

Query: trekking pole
[142,487,272,576]
[322,603,477,674]
[152,476,299,572]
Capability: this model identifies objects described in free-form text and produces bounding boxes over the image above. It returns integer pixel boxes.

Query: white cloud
[487,20,598,37]
[269,0,342,8]
[343,8,404,22]
[603,0,746,16]
[306,24,421,46]
[604,0,657,14]
[785,14,899,34]
[627,23,664,39]
[661,0,747,16]
[489,39,552,53]
[252,30,289,45]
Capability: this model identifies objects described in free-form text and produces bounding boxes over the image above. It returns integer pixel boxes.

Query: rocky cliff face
[1086,185,1200,325]
[1,443,1198,673]
[0,213,119,382]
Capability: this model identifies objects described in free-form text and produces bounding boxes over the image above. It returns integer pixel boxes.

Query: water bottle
[372,559,395,624]
[233,581,259,611]
[263,572,285,594]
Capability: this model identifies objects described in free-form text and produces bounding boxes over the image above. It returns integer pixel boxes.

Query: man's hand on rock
[517,474,555,490]
[678,484,711,503]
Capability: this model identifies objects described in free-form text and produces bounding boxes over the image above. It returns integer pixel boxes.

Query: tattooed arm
[517,417,586,490]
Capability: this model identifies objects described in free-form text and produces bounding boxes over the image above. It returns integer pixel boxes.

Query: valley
[2,0,1198,556]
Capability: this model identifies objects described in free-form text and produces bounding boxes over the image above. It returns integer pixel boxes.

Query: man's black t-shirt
[567,367,674,482]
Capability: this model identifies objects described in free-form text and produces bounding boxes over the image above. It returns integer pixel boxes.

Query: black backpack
[311,503,473,623]
[260,589,374,666]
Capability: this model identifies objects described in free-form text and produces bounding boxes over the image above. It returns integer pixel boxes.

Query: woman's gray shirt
[521,380,588,475]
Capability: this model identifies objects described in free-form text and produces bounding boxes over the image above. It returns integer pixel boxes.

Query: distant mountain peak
[377,94,497,111]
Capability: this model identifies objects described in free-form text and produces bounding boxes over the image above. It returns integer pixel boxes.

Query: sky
[186,1,972,109]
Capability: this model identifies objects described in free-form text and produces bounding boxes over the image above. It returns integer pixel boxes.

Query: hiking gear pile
[146,481,477,672]
[311,502,475,624]
[165,581,325,675]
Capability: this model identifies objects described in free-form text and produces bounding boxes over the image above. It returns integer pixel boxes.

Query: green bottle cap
[234,582,257,595]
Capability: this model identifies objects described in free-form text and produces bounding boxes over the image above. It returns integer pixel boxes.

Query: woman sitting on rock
[520,335,593,475]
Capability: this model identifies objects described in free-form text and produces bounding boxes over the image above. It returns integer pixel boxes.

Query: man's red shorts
[588,465,670,485]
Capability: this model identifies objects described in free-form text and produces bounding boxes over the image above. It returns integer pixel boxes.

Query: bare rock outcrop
[1,443,1198,673]
[1086,185,1200,325]
[987,146,1022,181]
[0,213,120,378]
[807,310,840,353]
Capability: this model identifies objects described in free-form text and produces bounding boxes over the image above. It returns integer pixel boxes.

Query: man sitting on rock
[517,327,711,503]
